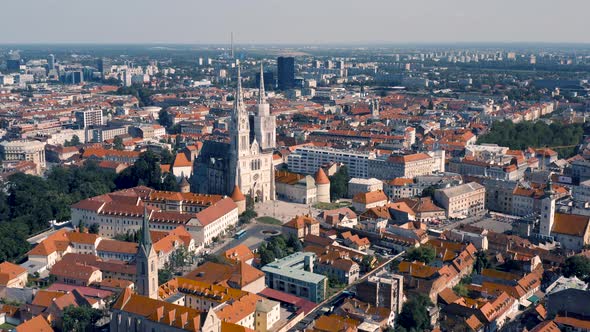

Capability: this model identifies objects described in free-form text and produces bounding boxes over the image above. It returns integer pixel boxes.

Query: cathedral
[193,64,276,202]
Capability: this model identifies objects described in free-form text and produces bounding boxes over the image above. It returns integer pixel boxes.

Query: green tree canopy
[477,120,584,158]
[406,246,435,264]
[113,136,124,150]
[329,165,350,200]
[563,255,590,282]
[397,294,433,332]
[62,305,103,332]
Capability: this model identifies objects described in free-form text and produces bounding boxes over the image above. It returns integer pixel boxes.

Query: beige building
[0,262,27,288]
[348,178,383,198]
[352,190,389,212]
[434,182,486,218]
[282,215,320,240]
[368,152,441,180]
[0,140,46,174]
[275,170,318,204]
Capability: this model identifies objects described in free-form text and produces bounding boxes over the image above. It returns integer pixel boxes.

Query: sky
[1,0,589,44]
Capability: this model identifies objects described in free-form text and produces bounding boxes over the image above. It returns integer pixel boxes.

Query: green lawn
[313,201,351,210]
[257,216,282,225]
[0,323,16,330]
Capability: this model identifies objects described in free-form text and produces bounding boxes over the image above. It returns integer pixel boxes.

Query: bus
[234,229,247,239]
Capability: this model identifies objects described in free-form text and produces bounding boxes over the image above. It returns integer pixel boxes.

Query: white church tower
[539,177,556,237]
[254,63,276,151]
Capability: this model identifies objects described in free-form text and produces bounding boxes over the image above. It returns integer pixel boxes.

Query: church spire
[235,65,245,112]
[141,205,152,251]
[258,62,266,104]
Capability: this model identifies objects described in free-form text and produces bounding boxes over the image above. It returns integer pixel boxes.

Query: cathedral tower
[254,63,276,151]
[136,207,158,299]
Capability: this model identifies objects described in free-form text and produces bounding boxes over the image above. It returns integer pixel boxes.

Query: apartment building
[368,151,444,180]
[434,182,486,218]
[287,146,374,178]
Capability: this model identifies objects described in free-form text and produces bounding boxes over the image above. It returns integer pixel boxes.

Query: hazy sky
[2,0,589,44]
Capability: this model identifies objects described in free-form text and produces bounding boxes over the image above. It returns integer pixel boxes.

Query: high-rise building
[97,58,110,76]
[6,52,21,73]
[75,109,104,128]
[254,63,277,151]
[47,54,55,71]
[277,56,295,90]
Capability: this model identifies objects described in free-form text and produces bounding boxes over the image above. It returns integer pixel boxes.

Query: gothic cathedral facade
[229,64,276,202]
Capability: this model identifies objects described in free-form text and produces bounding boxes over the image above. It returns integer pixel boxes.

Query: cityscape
[0,2,590,332]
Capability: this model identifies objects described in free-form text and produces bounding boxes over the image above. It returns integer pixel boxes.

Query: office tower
[75,109,104,128]
[47,54,55,71]
[277,56,295,90]
[6,52,21,72]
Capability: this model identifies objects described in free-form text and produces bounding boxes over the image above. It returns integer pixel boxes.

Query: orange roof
[353,190,388,205]
[195,197,238,226]
[0,261,27,285]
[224,244,254,263]
[313,314,360,332]
[173,152,192,168]
[28,229,70,256]
[283,215,319,229]
[388,178,414,186]
[552,213,590,236]
[529,321,560,332]
[388,152,431,163]
[32,290,66,308]
[315,168,330,185]
[15,315,54,332]
[67,231,99,244]
[554,316,590,330]
[230,185,246,202]
[113,287,201,331]
[97,239,138,254]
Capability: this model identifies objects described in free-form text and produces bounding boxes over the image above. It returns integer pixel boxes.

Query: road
[211,221,283,254]
[290,251,406,331]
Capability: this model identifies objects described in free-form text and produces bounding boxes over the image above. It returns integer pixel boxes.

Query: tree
[474,250,490,274]
[453,283,469,297]
[477,120,584,158]
[64,135,81,147]
[406,246,435,264]
[113,136,124,151]
[161,172,180,192]
[158,267,174,285]
[260,247,276,266]
[239,210,258,224]
[397,294,433,331]
[158,109,174,129]
[88,223,100,234]
[563,255,590,282]
[361,255,376,272]
[62,305,103,332]
[420,185,436,199]
[160,149,174,164]
[114,151,163,189]
[329,166,350,200]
